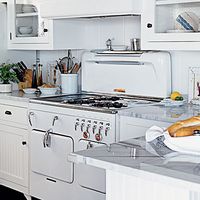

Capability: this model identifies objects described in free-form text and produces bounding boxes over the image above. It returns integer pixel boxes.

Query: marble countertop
[119,103,200,123]
[69,137,200,188]
[0,90,60,103]
[1,91,200,124]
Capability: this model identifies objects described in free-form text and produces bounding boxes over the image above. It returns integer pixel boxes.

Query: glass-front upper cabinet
[7,0,50,49]
[141,0,200,50]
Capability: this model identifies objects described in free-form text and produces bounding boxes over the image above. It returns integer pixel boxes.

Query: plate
[160,98,186,107]
[38,87,58,95]
[23,88,37,94]
[175,12,200,32]
[166,29,194,33]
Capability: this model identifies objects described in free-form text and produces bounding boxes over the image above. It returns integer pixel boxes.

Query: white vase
[0,84,12,93]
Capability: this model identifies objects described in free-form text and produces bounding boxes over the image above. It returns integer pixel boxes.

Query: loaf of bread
[167,116,200,137]
[172,126,200,137]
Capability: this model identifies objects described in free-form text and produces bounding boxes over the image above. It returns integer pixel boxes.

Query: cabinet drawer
[0,105,27,125]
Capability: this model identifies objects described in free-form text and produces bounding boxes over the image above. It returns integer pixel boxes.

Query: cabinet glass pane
[155,1,200,33]
[15,0,39,38]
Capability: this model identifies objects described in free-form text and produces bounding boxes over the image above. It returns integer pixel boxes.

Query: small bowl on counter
[23,88,37,94]
[38,87,59,95]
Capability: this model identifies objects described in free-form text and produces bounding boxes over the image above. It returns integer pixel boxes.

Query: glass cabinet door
[8,0,49,44]
[143,0,200,42]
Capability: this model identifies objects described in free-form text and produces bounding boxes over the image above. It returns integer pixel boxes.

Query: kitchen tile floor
[0,186,39,200]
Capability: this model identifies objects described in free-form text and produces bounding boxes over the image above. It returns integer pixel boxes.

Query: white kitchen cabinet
[119,116,172,141]
[141,0,200,50]
[0,101,29,197]
[0,125,28,188]
[5,0,95,50]
[106,170,200,200]
[7,0,51,50]
[39,0,141,19]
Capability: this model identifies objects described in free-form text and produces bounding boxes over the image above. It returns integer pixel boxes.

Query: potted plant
[0,63,19,93]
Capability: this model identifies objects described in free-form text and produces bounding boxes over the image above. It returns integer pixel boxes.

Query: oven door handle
[79,138,111,151]
[43,129,52,148]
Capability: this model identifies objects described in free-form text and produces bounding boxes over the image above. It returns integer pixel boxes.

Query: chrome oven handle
[28,112,34,126]
[79,138,111,152]
[52,116,59,126]
[43,129,52,148]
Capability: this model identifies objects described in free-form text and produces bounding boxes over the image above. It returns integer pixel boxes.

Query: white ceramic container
[0,84,12,93]
[61,74,78,94]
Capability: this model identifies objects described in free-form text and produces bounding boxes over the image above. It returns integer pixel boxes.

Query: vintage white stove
[29,51,171,200]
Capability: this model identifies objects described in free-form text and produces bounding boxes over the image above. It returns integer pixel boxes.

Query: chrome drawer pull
[5,111,12,115]
[28,112,34,126]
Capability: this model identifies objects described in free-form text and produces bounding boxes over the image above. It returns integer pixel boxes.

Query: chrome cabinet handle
[43,129,52,148]
[52,116,59,126]
[28,112,34,126]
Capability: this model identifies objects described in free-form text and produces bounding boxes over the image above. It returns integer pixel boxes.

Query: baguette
[167,116,200,137]
[172,126,200,137]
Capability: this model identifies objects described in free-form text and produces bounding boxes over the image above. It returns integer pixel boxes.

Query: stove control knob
[86,124,91,133]
[83,132,90,139]
[105,127,110,136]
[95,133,103,142]
[81,123,85,132]
[92,125,97,134]
[75,122,80,131]
[99,126,103,134]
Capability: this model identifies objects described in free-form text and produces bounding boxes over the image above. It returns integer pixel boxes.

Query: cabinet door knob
[5,111,12,115]
[147,23,153,28]
[43,29,48,33]
[22,141,27,145]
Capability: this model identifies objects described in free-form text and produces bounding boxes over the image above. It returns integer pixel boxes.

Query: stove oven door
[76,139,107,194]
[31,130,74,183]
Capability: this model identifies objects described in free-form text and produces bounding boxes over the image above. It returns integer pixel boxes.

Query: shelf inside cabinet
[156,0,200,5]
[16,12,38,18]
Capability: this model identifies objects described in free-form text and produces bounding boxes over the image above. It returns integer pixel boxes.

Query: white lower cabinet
[0,124,28,188]
[0,101,29,197]
[106,170,200,200]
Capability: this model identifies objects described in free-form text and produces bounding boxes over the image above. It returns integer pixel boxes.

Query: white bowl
[18,26,33,35]
[22,5,36,13]
[23,88,37,94]
[38,87,58,95]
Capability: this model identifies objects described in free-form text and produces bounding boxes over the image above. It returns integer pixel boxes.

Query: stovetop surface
[31,93,162,113]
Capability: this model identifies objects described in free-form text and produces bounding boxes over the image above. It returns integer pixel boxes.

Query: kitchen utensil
[61,74,78,94]
[175,12,200,32]
[38,87,58,95]
[130,38,141,51]
[20,61,28,70]
[71,63,81,74]
[18,26,33,34]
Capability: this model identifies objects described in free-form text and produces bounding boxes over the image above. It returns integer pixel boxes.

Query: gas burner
[91,102,127,109]
[63,99,96,104]
[95,96,120,101]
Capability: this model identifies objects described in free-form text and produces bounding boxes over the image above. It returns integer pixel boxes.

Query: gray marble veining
[72,137,200,185]
[119,104,200,123]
